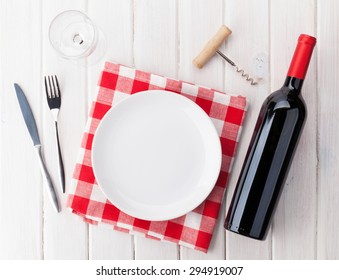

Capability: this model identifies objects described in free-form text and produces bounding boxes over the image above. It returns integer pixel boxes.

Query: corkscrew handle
[193,25,232,69]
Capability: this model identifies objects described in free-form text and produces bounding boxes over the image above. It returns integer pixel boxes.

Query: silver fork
[44,75,65,193]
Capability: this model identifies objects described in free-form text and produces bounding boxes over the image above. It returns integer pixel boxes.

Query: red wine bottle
[224,34,316,240]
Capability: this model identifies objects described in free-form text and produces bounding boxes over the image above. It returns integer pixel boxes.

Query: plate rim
[91,89,222,221]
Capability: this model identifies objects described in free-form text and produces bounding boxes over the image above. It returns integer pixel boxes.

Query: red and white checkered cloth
[67,62,247,253]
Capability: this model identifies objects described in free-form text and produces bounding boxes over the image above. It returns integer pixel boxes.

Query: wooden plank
[89,227,133,260]
[178,0,225,260]
[41,0,89,259]
[270,0,317,259]
[0,0,43,259]
[178,0,224,89]
[133,0,179,260]
[224,0,271,260]
[317,0,339,259]
[87,0,134,260]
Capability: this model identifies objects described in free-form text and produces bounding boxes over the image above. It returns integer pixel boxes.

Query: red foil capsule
[287,34,316,80]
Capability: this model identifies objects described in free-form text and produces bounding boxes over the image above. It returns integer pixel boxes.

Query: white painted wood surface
[0,0,338,260]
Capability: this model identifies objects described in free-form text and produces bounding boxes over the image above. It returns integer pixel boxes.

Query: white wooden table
[0,0,338,260]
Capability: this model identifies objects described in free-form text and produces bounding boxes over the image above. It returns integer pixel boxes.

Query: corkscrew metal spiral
[216,50,257,85]
[193,25,258,86]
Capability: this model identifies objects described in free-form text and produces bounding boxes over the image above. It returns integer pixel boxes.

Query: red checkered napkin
[67,62,247,253]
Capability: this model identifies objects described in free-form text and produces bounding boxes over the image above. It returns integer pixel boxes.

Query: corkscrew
[193,25,258,86]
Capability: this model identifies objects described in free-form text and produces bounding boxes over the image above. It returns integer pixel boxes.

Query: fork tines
[44,75,61,108]
[44,75,60,99]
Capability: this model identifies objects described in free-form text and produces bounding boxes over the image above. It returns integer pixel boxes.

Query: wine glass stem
[73,34,84,45]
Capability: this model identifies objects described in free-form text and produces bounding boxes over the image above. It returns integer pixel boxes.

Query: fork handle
[55,121,65,193]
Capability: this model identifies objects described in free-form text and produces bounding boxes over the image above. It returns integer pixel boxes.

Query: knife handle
[34,145,61,213]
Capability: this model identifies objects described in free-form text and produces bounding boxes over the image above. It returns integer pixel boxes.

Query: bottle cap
[298,34,316,45]
[287,34,316,80]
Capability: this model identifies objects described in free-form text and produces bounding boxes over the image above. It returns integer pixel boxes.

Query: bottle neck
[283,34,316,96]
[283,76,304,94]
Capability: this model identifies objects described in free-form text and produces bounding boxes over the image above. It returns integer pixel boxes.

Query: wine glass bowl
[49,10,105,65]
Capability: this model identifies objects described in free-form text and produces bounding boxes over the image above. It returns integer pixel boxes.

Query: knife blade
[14,84,41,146]
[14,83,60,213]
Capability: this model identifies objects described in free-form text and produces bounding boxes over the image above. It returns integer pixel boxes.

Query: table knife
[14,83,60,213]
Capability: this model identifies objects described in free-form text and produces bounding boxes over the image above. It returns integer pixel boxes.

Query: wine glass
[49,10,105,66]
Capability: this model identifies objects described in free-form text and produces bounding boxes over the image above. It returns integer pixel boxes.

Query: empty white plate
[92,90,222,221]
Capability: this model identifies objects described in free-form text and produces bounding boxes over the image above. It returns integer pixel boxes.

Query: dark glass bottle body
[224,77,306,240]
